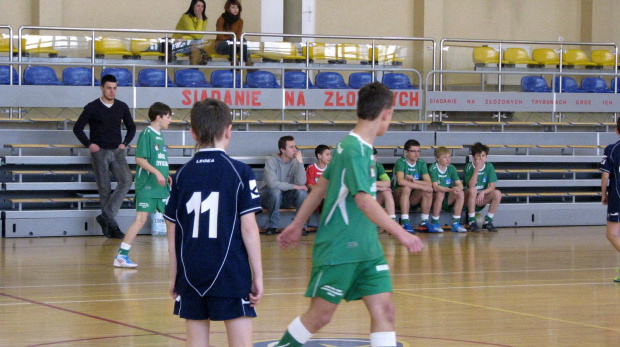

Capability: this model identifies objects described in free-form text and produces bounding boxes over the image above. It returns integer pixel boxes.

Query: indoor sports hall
[1,1,620,346]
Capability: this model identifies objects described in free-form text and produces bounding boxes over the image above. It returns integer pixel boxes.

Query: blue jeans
[260,188,308,229]
[91,148,132,228]
[216,40,249,63]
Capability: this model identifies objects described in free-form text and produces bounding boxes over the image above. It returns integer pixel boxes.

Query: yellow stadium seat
[368,44,404,65]
[562,49,598,68]
[302,42,327,62]
[258,41,298,62]
[129,38,164,58]
[94,37,132,59]
[334,43,363,63]
[0,37,25,54]
[532,48,568,66]
[24,35,59,57]
[473,46,506,66]
[502,47,541,66]
[590,50,617,67]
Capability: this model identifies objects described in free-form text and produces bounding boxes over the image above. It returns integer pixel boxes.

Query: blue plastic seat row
[314,71,416,89]
[521,75,620,93]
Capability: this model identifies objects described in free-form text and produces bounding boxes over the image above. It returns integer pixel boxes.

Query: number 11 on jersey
[186,191,219,238]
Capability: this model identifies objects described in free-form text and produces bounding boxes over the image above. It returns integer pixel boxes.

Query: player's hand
[278,224,302,250]
[474,158,484,171]
[118,143,126,150]
[169,282,178,300]
[476,192,485,205]
[156,172,166,187]
[602,195,608,205]
[405,175,414,182]
[88,143,100,153]
[452,186,462,194]
[396,232,424,253]
[249,278,264,307]
[167,175,173,186]
[295,150,304,163]
[294,185,308,191]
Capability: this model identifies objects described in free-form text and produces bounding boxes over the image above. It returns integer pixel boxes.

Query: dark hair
[404,139,420,151]
[373,147,378,155]
[357,82,393,120]
[101,74,117,86]
[148,102,172,122]
[225,0,242,13]
[315,144,330,158]
[278,135,295,152]
[470,142,490,156]
[190,99,231,148]
[185,0,207,20]
[616,117,620,132]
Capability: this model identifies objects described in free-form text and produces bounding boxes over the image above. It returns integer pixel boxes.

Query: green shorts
[134,194,166,213]
[305,256,392,304]
[441,193,454,212]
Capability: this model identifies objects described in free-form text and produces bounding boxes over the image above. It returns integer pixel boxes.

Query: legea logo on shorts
[254,338,408,346]
[138,202,149,208]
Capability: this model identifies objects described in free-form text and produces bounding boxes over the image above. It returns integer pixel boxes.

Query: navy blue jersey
[601,140,620,221]
[164,148,262,298]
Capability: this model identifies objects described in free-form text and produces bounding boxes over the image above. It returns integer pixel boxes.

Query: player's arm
[602,171,610,205]
[432,180,450,193]
[453,179,464,193]
[135,157,166,186]
[376,179,391,191]
[240,212,263,307]
[166,220,178,299]
[278,176,329,249]
[354,191,423,253]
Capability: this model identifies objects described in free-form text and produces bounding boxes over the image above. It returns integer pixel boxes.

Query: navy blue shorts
[173,294,257,321]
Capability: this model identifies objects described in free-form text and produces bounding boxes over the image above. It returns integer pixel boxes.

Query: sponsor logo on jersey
[376,264,389,272]
[249,179,259,199]
[254,338,408,347]
[196,158,215,163]
[154,144,159,151]
[445,178,452,185]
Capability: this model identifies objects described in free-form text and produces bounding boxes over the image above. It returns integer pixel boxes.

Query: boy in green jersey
[276,82,424,347]
[427,147,467,233]
[464,142,502,232]
[374,147,396,227]
[113,102,172,268]
[391,139,434,233]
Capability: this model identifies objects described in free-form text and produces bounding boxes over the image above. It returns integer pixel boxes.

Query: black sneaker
[96,215,112,238]
[265,228,276,235]
[483,222,498,232]
[110,226,125,239]
[468,221,480,232]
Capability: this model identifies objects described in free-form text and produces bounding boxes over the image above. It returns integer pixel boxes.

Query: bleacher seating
[590,49,617,67]
[174,69,211,87]
[23,66,62,85]
[283,71,315,89]
[301,42,327,63]
[62,67,99,86]
[137,68,175,87]
[520,75,551,92]
[101,67,133,86]
[23,35,59,57]
[562,49,598,68]
[315,71,348,89]
[473,46,506,67]
[0,65,18,85]
[210,70,242,88]
[246,70,280,88]
[348,72,373,89]
[503,47,540,66]
[129,37,164,59]
[553,76,586,93]
[382,72,415,89]
[581,77,613,93]
[532,48,567,66]
[94,37,133,59]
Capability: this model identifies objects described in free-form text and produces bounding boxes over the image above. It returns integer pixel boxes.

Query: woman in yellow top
[173,0,208,65]
[215,0,251,66]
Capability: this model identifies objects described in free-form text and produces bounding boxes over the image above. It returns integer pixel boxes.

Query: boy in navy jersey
[276,83,424,347]
[600,118,620,282]
[164,99,263,346]
[114,102,172,268]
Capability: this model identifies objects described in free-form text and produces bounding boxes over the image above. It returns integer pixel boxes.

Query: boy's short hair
[357,82,393,120]
[315,144,331,158]
[101,74,117,86]
[470,142,490,156]
[190,99,231,148]
[148,102,172,122]
[404,139,420,151]
[373,147,378,155]
[278,135,295,152]
[434,146,450,158]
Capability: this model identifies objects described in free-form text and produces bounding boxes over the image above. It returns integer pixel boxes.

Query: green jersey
[464,162,497,190]
[376,162,390,181]
[391,157,428,190]
[134,126,169,199]
[314,133,384,266]
[428,163,460,188]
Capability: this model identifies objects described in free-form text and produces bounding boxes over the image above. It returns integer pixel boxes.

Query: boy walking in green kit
[465,142,502,232]
[114,102,172,268]
[428,147,467,233]
[276,82,424,347]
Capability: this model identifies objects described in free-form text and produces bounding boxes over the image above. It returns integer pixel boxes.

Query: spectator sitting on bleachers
[73,74,136,239]
[215,0,252,66]
[391,139,433,233]
[428,147,467,233]
[374,147,396,232]
[306,144,331,192]
[173,0,209,65]
[465,142,502,232]
[259,135,308,235]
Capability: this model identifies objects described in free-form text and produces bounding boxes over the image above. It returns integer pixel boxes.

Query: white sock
[389,215,396,220]
[120,242,131,251]
[453,215,460,222]
[370,331,396,347]
[432,215,440,221]
[421,214,429,221]
[288,316,313,344]
[468,213,476,219]
[486,213,494,220]
[400,214,409,221]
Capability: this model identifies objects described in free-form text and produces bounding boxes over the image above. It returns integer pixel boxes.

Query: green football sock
[118,248,129,256]
[485,215,493,222]
[277,330,303,347]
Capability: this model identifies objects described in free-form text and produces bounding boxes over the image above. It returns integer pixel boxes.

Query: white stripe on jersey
[324,169,350,225]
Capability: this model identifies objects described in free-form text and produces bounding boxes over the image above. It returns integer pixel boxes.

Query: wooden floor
[1,226,620,346]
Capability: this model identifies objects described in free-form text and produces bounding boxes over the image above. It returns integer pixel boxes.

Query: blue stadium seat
[553,76,586,93]
[62,67,99,86]
[348,72,373,89]
[246,70,280,88]
[175,69,211,87]
[382,73,415,89]
[101,67,133,87]
[611,78,620,92]
[211,70,242,88]
[315,72,348,89]
[283,71,315,89]
[581,77,613,93]
[0,65,18,85]
[23,66,62,85]
[520,76,551,92]
[138,68,175,87]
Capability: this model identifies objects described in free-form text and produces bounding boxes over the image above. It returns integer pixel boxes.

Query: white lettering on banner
[485,99,523,105]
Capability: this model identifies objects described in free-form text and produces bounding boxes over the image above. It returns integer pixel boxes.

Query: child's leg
[410,189,432,224]
[607,221,620,252]
[380,191,396,217]
[395,187,411,221]
[450,190,465,217]
[431,191,445,219]
[362,292,397,347]
[466,188,478,224]
[487,189,502,215]
[278,297,338,346]
[121,211,149,246]
[224,317,253,347]
[186,319,210,347]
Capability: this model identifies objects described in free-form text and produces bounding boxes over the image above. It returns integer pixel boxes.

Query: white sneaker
[113,255,138,268]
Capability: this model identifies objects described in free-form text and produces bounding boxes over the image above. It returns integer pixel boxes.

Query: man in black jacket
[73,74,136,238]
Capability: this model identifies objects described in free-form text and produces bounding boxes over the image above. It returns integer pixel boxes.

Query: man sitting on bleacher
[259,135,308,235]
[73,74,136,239]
